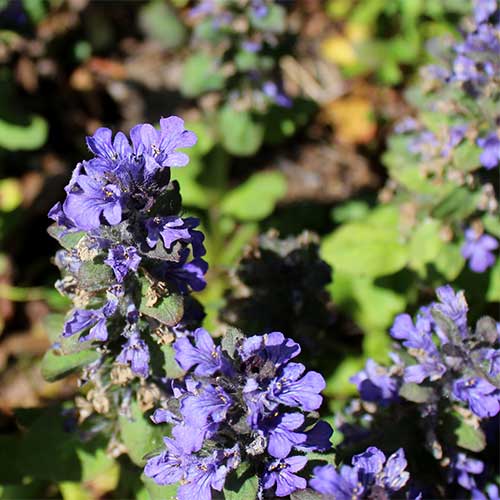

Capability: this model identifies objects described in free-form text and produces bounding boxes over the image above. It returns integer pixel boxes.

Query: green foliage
[41,347,100,382]
[217,106,264,156]
[220,171,287,221]
[223,464,259,500]
[321,206,408,278]
[181,53,225,98]
[139,0,186,49]
[399,382,433,403]
[326,0,465,84]
[1,408,117,486]
[119,401,165,467]
[139,278,184,326]
[140,474,178,500]
[0,114,48,151]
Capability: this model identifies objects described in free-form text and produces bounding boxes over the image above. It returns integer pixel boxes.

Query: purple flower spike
[63,175,123,231]
[86,127,132,163]
[310,446,411,498]
[350,359,399,404]
[130,116,197,175]
[145,216,191,250]
[177,456,227,500]
[434,285,469,337]
[174,328,229,376]
[63,299,117,343]
[381,449,410,492]
[462,228,498,273]
[450,453,484,491]
[262,413,306,458]
[116,331,150,378]
[104,245,141,282]
[263,456,307,497]
[240,331,301,367]
[144,437,190,485]
[453,377,500,418]
[477,133,500,169]
[181,384,233,426]
[473,0,497,23]
[268,362,325,411]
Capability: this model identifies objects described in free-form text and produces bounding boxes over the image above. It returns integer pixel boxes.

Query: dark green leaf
[43,313,65,343]
[483,214,500,238]
[139,278,184,326]
[432,187,478,220]
[223,464,259,500]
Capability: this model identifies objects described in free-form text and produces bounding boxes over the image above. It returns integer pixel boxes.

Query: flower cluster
[348,285,500,497]
[48,117,207,385]
[144,329,333,499]
[310,446,411,499]
[353,285,500,418]
[183,0,292,110]
[386,1,500,275]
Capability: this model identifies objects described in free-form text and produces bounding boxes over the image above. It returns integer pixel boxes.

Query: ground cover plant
[0,0,498,499]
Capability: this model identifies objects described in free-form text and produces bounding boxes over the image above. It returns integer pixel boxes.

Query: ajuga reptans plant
[339,285,500,498]
[46,116,207,417]
[145,328,334,499]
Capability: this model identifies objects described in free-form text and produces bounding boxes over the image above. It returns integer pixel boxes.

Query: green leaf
[47,225,85,250]
[218,106,264,156]
[141,474,178,500]
[486,259,500,301]
[434,243,465,281]
[139,279,184,326]
[321,221,408,278]
[223,464,259,500]
[483,214,500,238]
[408,218,443,274]
[43,313,66,343]
[119,401,165,467]
[250,4,286,32]
[0,114,48,151]
[41,348,100,382]
[139,0,186,49]
[180,53,225,97]
[331,200,371,224]
[432,187,478,221]
[220,171,286,221]
[399,382,433,403]
[76,261,115,292]
[161,344,184,379]
[454,418,486,452]
[452,142,481,171]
